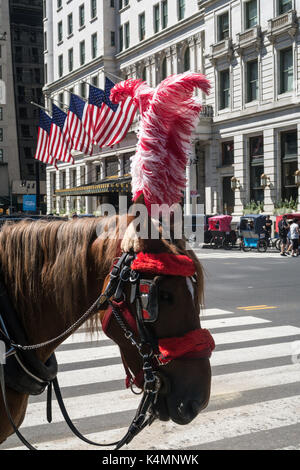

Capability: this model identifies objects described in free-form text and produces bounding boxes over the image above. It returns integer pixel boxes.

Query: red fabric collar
[130,252,196,277]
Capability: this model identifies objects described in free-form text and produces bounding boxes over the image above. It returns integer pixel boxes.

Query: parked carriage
[208,215,237,249]
[239,214,270,252]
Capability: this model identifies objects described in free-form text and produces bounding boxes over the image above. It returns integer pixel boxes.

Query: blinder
[138,279,159,323]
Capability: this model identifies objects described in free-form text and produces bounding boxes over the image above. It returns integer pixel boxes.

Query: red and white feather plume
[110,72,211,208]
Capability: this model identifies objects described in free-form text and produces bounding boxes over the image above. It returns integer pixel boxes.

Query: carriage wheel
[275,239,282,252]
[210,236,221,249]
[257,239,268,253]
[222,238,232,250]
[241,241,251,252]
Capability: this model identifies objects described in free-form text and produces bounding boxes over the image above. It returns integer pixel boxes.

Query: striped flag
[34,110,54,165]
[49,104,74,164]
[81,84,105,143]
[66,94,93,156]
[93,77,138,148]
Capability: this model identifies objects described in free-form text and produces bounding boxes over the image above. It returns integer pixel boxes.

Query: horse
[0,209,213,448]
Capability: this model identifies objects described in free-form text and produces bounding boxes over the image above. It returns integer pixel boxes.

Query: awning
[55,176,131,197]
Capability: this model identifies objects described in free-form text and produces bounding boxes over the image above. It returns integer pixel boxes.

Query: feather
[110,72,211,208]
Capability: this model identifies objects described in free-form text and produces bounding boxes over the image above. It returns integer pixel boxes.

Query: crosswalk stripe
[213,325,300,345]
[15,362,300,432]
[3,307,300,451]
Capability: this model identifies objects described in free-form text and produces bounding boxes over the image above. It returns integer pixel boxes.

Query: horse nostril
[177,400,201,423]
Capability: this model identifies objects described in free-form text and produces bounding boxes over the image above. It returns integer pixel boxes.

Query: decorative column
[85,162,93,214]
[149,55,156,87]
[171,45,178,74]
[76,165,82,213]
[55,168,60,214]
[118,155,124,177]
[165,47,172,76]
[232,134,246,215]
[263,128,276,214]
[188,36,196,72]
[65,167,71,215]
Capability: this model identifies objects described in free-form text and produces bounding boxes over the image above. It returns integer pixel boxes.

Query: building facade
[203,0,300,215]
[45,0,300,217]
[0,0,46,214]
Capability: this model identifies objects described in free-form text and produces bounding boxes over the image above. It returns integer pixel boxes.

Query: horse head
[92,206,214,427]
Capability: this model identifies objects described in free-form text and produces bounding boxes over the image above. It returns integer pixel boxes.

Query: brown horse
[0,211,212,447]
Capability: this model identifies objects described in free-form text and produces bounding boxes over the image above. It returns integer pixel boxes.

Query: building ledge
[208,38,234,64]
[267,10,298,42]
[236,26,262,54]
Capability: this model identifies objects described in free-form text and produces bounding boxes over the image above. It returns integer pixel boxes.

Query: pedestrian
[264,215,272,239]
[278,215,289,256]
[289,218,299,257]
[286,222,293,256]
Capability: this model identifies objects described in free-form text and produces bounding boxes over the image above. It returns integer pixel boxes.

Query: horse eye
[160,291,173,302]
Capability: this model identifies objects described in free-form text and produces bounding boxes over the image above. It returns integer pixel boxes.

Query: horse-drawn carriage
[239,214,270,252]
[208,215,237,249]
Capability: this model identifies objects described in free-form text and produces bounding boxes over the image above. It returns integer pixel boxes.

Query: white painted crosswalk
[2,307,300,451]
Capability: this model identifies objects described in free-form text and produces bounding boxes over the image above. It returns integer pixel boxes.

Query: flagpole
[30,101,50,113]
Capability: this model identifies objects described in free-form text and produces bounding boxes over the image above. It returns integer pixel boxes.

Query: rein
[0,251,215,451]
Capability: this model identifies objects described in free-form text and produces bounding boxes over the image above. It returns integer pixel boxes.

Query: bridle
[0,251,215,450]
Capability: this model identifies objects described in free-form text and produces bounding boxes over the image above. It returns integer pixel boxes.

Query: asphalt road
[200,251,300,328]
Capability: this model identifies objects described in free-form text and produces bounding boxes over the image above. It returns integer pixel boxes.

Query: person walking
[278,215,289,256]
[290,219,300,257]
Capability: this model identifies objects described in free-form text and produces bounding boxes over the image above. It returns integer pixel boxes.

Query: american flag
[34,110,54,165]
[49,104,74,164]
[81,84,106,143]
[66,94,93,156]
[93,77,138,148]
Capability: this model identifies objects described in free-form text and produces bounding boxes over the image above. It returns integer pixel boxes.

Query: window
[58,92,64,109]
[57,0,62,9]
[162,0,168,29]
[111,31,115,46]
[280,47,293,94]
[0,128,3,142]
[278,0,292,15]
[119,0,123,8]
[92,75,98,87]
[111,0,115,7]
[218,12,229,41]
[68,48,73,72]
[79,4,85,27]
[44,63,48,83]
[81,82,86,98]
[161,57,167,80]
[154,4,160,33]
[0,149,3,163]
[178,0,185,20]
[24,147,32,159]
[19,107,27,119]
[91,33,97,58]
[219,69,230,110]
[44,32,47,50]
[27,164,35,176]
[91,0,97,19]
[68,13,73,36]
[281,130,298,201]
[58,54,63,77]
[247,60,258,102]
[0,108,3,120]
[21,125,31,137]
[80,40,85,65]
[249,135,264,203]
[125,22,130,49]
[58,21,63,42]
[43,0,47,19]
[139,13,145,41]
[183,47,190,72]
[222,141,234,165]
[245,0,258,30]
[119,25,123,51]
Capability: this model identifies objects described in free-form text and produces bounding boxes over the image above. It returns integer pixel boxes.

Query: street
[2,249,300,451]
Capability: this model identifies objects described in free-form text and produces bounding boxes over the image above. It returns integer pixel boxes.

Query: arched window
[161,57,167,80]
[183,47,190,72]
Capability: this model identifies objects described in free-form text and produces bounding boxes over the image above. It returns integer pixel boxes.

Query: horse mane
[0,217,120,327]
[0,216,204,334]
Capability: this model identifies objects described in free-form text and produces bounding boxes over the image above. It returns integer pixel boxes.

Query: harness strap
[0,363,36,451]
